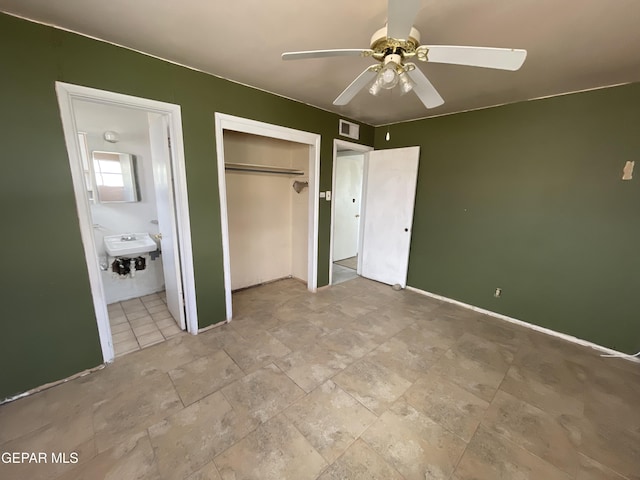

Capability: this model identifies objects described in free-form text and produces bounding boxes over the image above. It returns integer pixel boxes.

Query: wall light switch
[326,191,332,201]
[319,192,326,198]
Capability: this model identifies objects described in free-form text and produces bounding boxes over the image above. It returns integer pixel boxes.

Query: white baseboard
[405,286,640,364]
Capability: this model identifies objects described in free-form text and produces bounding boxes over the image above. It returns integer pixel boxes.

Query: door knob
[355,214,360,218]
[404,228,409,232]
[154,233,163,240]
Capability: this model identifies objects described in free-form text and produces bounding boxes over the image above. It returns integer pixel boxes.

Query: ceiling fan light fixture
[379,66,399,89]
[368,77,383,96]
[398,71,414,94]
[378,53,402,90]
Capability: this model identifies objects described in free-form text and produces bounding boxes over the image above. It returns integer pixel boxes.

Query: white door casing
[56,81,198,364]
[148,114,186,329]
[360,146,420,288]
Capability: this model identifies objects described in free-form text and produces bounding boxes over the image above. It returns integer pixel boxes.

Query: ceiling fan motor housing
[384,53,403,67]
[370,26,421,61]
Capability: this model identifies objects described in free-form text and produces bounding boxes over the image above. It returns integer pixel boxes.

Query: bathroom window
[94,153,124,188]
[92,151,140,203]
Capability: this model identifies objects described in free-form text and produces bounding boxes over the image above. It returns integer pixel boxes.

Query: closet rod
[225,162,304,176]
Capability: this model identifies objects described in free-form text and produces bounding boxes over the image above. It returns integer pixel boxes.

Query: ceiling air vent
[339,119,359,140]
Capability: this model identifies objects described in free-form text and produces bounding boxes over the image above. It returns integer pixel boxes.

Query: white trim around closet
[214,113,321,321]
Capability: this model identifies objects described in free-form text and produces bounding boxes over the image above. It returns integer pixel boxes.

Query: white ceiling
[2,0,640,126]
[73,100,150,143]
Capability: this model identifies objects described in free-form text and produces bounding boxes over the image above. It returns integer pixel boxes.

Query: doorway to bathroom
[56,82,197,364]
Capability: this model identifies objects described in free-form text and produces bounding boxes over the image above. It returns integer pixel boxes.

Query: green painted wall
[0,13,373,400]
[375,83,640,354]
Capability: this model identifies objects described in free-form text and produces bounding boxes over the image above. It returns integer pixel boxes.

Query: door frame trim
[214,113,320,321]
[55,81,198,364]
[329,140,373,285]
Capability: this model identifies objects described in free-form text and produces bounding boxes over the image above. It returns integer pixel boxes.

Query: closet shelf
[225,162,304,176]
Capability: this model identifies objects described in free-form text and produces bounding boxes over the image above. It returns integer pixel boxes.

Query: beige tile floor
[332,263,358,285]
[108,291,183,357]
[334,255,357,270]
[1,277,639,480]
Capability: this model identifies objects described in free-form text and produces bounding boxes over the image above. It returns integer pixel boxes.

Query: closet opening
[214,114,320,321]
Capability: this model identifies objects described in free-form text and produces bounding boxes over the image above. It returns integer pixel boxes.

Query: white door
[333,153,364,261]
[148,114,186,329]
[360,146,420,287]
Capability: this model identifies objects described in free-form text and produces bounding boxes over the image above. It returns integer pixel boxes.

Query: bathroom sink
[104,233,157,257]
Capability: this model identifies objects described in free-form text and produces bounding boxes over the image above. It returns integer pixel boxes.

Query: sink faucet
[120,234,137,241]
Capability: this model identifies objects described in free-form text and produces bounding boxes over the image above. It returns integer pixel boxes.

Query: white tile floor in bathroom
[107,291,184,357]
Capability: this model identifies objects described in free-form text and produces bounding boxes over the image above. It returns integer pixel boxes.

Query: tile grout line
[111,292,184,357]
[446,344,519,477]
[165,370,187,410]
[285,412,331,473]
[211,362,315,468]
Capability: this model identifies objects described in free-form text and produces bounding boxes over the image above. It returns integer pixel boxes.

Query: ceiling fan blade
[420,45,527,71]
[282,49,373,61]
[406,67,444,109]
[387,0,421,39]
[333,67,378,106]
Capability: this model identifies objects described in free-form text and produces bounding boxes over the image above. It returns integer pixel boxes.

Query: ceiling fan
[282,0,527,109]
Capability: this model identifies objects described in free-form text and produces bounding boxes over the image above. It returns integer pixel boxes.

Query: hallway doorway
[330,140,372,285]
